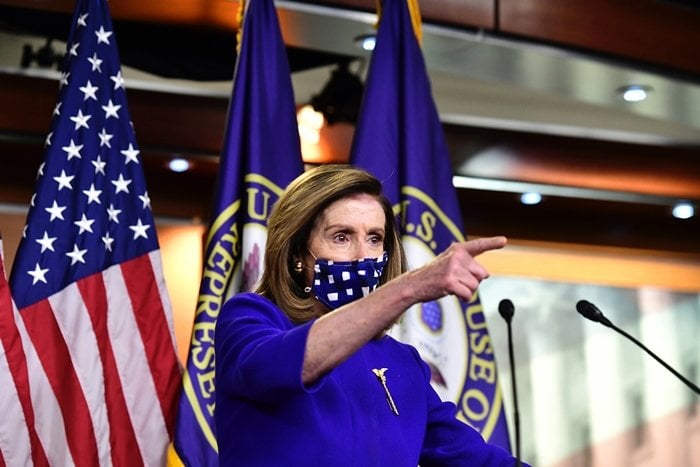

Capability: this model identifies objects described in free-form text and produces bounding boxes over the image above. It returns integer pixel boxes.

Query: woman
[215,164,525,466]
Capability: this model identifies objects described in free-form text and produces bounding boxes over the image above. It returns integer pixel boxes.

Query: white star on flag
[129,218,151,239]
[110,70,125,90]
[70,109,91,130]
[35,231,57,252]
[88,52,102,72]
[98,128,113,147]
[60,71,70,87]
[74,214,95,234]
[106,203,122,223]
[62,138,83,159]
[95,25,112,44]
[27,263,49,285]
[82,183,102,204]
[120,143,139,164]
[139,192,151,209]
[101,231,114,251]
[53,170,75,190]
[79,80,99,100]
[102,99,121,118]
[92,154,107,174]
[112,173,132,193]
[45,201,67,221]
[65,244,88,265]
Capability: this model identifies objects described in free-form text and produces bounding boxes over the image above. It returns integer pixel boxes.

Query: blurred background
[1,1,699,466]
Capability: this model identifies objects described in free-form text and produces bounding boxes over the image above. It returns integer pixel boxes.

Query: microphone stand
[577,300,700,395]
[606,319,699,395]
[498,299,522,466]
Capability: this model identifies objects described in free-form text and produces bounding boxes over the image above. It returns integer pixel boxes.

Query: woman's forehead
[316,193,386,225]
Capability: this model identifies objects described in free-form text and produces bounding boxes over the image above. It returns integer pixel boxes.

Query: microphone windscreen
[576,299,600,322]
[498,298,515,322]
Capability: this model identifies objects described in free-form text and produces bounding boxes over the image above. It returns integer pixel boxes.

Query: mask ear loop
[304,265,313,291]
[303,250,316,294]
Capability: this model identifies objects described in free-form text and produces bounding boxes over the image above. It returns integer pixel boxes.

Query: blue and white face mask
[311,252,388,310]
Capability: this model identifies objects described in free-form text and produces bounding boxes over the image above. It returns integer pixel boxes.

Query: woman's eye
[369,235,384,246]
[334,233,348,242]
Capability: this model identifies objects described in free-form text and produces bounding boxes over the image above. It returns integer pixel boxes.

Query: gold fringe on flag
[166,443,185,467]
[407,0,423,44]
[236,0,247,54]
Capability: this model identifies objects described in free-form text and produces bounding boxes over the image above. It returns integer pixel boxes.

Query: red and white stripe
[1,250,180,466]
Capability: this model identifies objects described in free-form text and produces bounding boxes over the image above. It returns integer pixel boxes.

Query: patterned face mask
[311,252,388,310]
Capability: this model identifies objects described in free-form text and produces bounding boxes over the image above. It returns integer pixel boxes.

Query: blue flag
[6,0,181,464]
[350,0,512,451]
[171,0,305,464]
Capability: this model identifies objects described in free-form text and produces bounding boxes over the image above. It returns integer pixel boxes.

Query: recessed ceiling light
[620,85,651,102]
[354,34,376,51]
[672,201,694,219]
[168,157,190,173]
[520,192,542,205]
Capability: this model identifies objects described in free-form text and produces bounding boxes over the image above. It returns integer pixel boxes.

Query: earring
[293,260,303,273]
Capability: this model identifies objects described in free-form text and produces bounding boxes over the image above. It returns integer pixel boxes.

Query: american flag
[3,0,181,465]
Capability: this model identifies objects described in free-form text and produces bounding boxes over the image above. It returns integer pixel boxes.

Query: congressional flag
[6,0,181,465]
[350,0,512,450]
[171,0,304,464]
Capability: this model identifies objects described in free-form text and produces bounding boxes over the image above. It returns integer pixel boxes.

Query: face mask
[310,252,388,310]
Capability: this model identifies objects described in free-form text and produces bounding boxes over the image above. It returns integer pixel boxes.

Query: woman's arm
[302,236,507,384]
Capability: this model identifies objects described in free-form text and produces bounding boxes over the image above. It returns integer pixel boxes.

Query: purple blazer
[215,292,523,466]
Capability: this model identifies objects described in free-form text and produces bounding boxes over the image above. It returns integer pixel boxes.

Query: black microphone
[576,299,700,395]
[498,299,521,466]
[498,298,514,323]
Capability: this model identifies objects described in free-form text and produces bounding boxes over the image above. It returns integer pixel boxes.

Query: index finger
[464,236,507,256]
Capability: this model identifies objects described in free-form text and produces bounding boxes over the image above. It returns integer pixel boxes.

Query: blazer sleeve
[215,293,317,402]
[416,348,529,467]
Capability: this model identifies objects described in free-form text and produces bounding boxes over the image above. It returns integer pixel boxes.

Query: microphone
[575,299,613,327]
[498,298,514,323]
[576,300,700,395]
[498,299,521,466]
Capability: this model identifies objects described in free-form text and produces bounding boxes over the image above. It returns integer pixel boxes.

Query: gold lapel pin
[372,368,399,416]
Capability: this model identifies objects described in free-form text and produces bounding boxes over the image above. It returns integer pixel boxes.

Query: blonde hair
[256,164,406,323]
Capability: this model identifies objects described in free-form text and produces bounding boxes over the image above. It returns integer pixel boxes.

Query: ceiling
[4,1,700,143]
[0,0,699,254]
